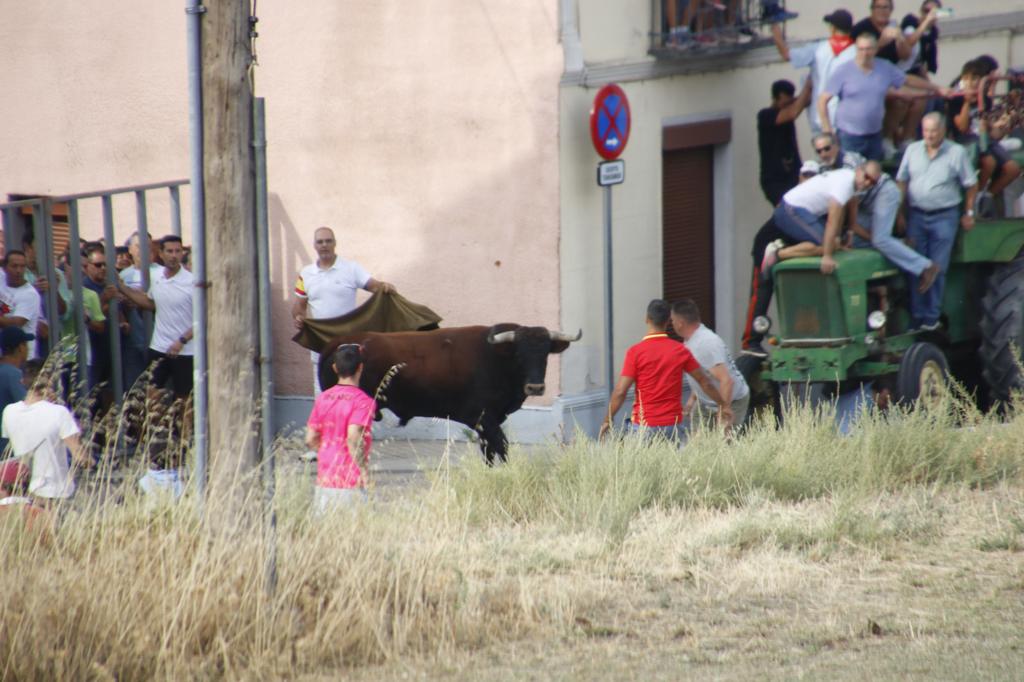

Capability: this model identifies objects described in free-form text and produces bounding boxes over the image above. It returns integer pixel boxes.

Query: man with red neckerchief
[599,299,732,441]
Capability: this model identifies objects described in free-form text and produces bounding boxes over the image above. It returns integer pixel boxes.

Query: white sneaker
[761,239,784,273]
[882,138,898,161]
[300,450,318,462]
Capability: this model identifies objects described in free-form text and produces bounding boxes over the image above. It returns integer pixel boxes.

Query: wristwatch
[966,210,975,217]
[179,335,189,344]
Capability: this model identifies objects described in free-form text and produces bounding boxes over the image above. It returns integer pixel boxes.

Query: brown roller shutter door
[662,146,714,329]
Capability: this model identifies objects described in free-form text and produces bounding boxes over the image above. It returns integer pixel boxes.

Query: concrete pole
[200,0,260,506]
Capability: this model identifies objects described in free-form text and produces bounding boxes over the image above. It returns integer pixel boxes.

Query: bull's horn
[487,330,517,344]
[549,329,583,343]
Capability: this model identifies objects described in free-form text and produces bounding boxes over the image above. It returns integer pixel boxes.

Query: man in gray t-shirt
[670,299,750,434]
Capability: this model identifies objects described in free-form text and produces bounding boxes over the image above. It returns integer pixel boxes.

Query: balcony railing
[650,0,792,58]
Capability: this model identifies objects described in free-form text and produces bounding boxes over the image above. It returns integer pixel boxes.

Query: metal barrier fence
[1,180,187,402]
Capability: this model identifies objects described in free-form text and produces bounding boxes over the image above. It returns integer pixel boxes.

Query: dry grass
[2,393,1024,679]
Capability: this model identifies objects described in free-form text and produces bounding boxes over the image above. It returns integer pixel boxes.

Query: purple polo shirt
[827,59,906,136]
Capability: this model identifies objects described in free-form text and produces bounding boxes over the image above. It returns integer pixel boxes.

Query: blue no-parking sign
[590,84,631,161]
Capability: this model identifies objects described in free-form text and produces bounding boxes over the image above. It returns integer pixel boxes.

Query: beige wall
[0,1,563,399]
[559,28,1024,395]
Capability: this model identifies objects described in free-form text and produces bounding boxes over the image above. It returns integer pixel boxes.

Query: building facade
[1,1,1022,442]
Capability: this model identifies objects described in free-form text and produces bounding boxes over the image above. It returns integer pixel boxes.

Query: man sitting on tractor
[761,161,882,276]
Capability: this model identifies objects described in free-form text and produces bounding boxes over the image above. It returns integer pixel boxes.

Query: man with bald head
[292,226,395,394]
[896,112,977,330]
[766,161,881,275]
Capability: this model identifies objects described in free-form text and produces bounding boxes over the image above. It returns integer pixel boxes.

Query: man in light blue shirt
[850,173,939,294]
[896,112,978,330]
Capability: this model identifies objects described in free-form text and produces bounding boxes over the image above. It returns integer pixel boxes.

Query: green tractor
[750,217,1024,410]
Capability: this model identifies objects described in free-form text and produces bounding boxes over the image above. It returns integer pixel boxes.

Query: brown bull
[318,324,581,463]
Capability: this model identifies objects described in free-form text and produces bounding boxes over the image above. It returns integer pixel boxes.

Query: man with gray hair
[896,112,977,330]
[812,131,865,171]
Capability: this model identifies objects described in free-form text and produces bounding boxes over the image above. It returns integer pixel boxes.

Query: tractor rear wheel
[896,342,949,407]
[980,255,1024,402]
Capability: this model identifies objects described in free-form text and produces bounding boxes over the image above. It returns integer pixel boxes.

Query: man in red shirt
[599,300,733,440]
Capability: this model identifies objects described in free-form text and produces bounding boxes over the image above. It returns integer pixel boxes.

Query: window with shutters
[662,145,715,329]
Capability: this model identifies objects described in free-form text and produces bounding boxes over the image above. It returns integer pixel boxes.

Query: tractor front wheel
[895,342,949,407]
[980,255,1024,403]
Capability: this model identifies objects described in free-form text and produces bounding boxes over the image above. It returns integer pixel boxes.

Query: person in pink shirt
[305,344,377,514]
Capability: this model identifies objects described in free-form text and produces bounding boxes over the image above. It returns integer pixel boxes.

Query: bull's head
[486,326,582,396]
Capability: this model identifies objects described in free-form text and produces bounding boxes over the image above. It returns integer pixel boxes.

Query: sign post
[590,84,630,401]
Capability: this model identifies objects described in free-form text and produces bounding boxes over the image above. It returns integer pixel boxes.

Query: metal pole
[33,202,61,355]
[169,185,182,237]
[604,185,614,402]
[254,97,277,594]
[67,201,89,388]
[101,195,125,402]
[136,192,155,343]
[2,207,15,243]
[186,0,209,509]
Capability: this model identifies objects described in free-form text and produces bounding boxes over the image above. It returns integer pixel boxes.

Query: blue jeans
[860,183,931,276]
[627,422,681,442]
[907,206,960,326]
[838,129,883,161]
[774,202,826,245]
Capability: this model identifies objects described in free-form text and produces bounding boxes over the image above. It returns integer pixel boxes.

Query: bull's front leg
[474,413,509,465]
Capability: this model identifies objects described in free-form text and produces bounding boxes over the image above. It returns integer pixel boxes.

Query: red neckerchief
[829,35,853,56]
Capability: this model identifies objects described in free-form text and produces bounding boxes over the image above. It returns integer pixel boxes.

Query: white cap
[800,160,821,176]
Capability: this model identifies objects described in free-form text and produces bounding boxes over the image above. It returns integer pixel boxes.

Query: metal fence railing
[650,0,788,56]
[1,180,188,403]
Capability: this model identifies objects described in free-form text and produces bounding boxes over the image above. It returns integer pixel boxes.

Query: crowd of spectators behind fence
[0,229,192,384]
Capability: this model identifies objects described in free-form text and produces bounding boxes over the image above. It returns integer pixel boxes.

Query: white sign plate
[597,160,625,187]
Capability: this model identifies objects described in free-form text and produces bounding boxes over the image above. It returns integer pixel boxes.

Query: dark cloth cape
[291,291,442,352]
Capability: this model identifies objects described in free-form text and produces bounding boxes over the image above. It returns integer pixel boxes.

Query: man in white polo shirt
[292,226,394,394]
[116,235,195,401]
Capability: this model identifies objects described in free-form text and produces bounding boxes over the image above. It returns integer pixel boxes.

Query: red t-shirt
[621,333,700,427]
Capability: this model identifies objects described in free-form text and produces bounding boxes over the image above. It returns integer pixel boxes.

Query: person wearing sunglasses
[812,132,865,171]
[847,170,940,294]
[763,161,882,275]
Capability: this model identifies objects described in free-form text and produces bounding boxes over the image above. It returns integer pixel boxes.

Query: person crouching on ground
[305,343,376,514]
[1,359,90,512]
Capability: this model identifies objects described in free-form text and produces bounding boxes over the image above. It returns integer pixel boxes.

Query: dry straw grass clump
[2,390,1024,678]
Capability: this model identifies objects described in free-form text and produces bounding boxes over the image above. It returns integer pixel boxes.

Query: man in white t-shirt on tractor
[671,299,751,435]
[292,226,395,394]
[762,161,883,276]
[2,359,90,510]
[0,251,42,361]
[115,235,195,404]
